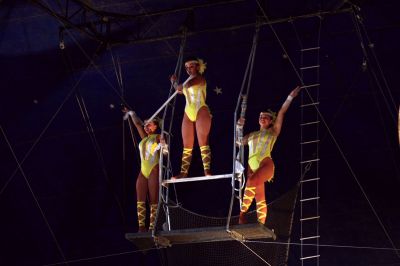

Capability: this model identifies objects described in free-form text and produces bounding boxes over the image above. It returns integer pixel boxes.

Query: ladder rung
[300,197,320,202]
[300,158,320,164]
[300,216,320,221]
[300,65,320,70]
[300,140,319,145]
[301,47,320,52]
[300,102,319,107]
[300,235,320,241]
[301,177,320,183]
[300,121,320,126]
[300,255,320,260]
[301,83,320,89]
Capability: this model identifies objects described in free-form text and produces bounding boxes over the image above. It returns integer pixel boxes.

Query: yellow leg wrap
[256,200,267,224]
[241,186,256,213]
[180,148,193,174]
[149,203,158,230]
[200,145,211,171]
[137,201,146,228]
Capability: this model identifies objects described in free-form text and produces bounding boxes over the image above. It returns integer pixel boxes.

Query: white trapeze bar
[162,173,233,185]
[147,76,194,122]
[147,90,179,123]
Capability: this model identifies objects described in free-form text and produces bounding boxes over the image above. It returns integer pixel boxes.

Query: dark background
[0,0,399,265]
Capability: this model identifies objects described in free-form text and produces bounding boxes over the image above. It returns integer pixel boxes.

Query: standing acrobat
[170,57,212,178]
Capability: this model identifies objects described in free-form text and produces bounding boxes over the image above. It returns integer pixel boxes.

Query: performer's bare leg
[147,166,159,230]
[174,114,195,178]
[136,173,148,232]
[196,107,212,175]
[239,158,274,224]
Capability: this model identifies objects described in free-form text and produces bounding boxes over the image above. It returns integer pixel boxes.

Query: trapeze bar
[300,196,320,202]
[300,158,320,164]
[300,216,320,221]
[300,177,320,183]
[125,223,276,249]
[301,83,320,89]
[300,121,320,126]
[300,65,320,70]
[300,140,320,145]
[301,47,320,52]
[162,174,233,185]
[147,90,179,123]
[300,255,320,260]
[300,235,320,241]
[300,102,320,107]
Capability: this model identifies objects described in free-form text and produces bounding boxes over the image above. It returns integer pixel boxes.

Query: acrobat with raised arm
[123,108,167,232]
[237,86,301,224]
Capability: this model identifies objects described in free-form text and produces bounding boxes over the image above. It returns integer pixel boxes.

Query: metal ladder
[297,16,322,266]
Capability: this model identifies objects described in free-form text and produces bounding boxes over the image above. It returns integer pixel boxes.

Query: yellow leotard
[183,81,208,122]
[139,134,160,178]
[247,129,277,171]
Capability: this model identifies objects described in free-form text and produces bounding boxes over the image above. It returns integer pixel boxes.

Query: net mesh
[152,186,298,266]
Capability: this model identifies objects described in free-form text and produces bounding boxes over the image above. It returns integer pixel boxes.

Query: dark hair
[145,117,161,129]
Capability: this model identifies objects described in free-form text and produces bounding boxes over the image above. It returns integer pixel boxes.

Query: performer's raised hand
[289,86,301,98]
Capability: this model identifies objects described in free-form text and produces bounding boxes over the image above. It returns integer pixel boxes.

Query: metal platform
[125,223,276,249]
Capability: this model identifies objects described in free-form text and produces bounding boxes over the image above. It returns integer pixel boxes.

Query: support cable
[354,5,398,117]
[236,239,272,266]
[153,28,187,235]
[0,56,97,197]
[227,22,260,230]
[74,90,126,222]
[0,128,68,264]
[245,239,400,252]
[43,246,161,266]
[110,47,130,216]
[61,45,126,224]
[350,6,397,123]
[256,0,400,259]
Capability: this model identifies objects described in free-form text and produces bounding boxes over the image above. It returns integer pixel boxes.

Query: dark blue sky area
[0,1,399,265]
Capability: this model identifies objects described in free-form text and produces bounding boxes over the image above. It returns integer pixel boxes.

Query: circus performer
[237,86,301,224]
[123,108,167,232]
[170,57,212,178]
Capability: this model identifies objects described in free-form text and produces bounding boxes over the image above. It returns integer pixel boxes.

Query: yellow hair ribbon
[197,58,207,74]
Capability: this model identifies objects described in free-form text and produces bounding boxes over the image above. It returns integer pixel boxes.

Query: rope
[0,58,95,197]
[153,28,187,235]
[228,23,260,230]
[246,239,400,252]
[42,247,161,266]
[0,125,68,264]
[349,6,400,259]
[109,46,141,174]
[255,1,400,260]
[352,5,398,119]
[61,45,127,225]
[235,238,272,266]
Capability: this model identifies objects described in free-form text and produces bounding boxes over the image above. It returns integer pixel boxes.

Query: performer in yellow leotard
[123,108,167,232]
[182,79,208,122]
[237,86,301,224]
[170,57,212,178]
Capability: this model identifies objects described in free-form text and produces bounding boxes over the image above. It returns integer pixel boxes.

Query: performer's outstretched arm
[271,86,301,136]
[123,107,146,139]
